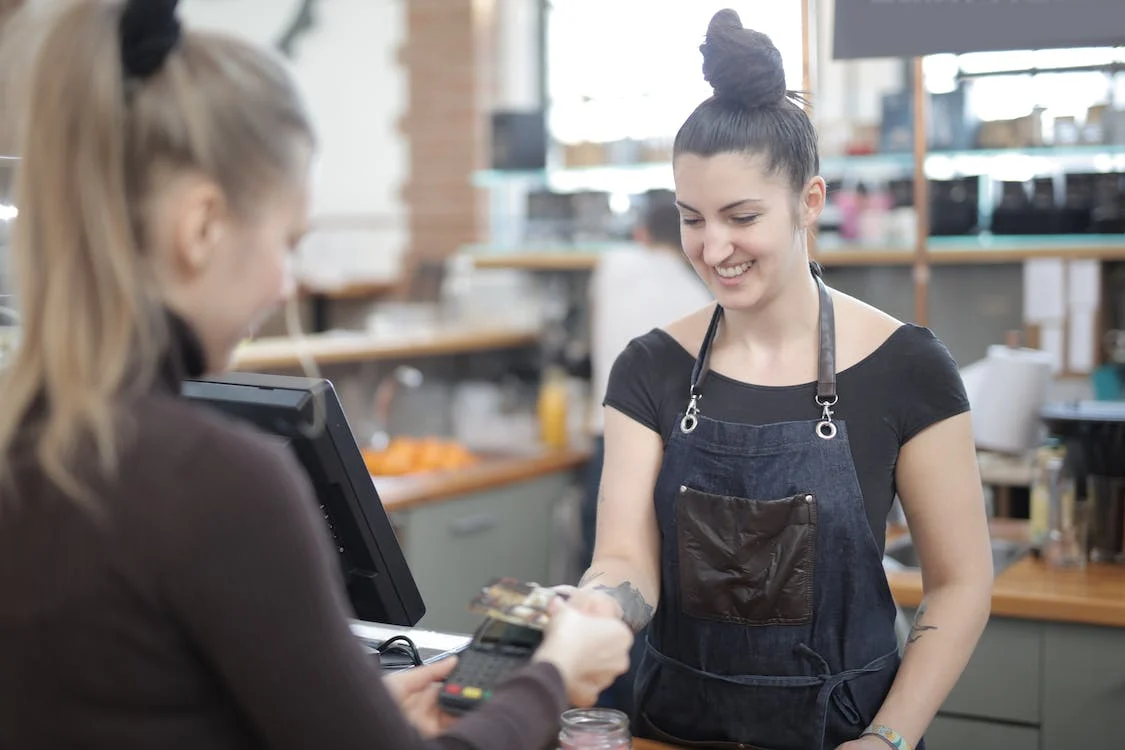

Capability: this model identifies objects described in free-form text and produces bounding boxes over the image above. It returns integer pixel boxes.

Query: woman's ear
[799,176,827,228]
[171,178,229,278]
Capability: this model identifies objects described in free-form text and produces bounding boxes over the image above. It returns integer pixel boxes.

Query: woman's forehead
[673,152,788,208]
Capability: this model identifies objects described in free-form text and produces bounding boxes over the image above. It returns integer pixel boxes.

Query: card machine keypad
[439,619,542,714]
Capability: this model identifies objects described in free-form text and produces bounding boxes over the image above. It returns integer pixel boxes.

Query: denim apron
[633,275,910,750]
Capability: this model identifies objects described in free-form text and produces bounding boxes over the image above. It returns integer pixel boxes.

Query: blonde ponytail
[0,0,313,506]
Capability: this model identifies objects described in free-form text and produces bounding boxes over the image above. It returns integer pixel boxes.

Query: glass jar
[1043,454,1087,569]
[558,707,632,749]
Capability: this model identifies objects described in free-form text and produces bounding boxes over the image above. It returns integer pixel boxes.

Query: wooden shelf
[927,237,1125,264]
[817,237,1125,267]
[297,279,400,300]
[817,248,915,266]
[465,236,1125,274]
[376,447,591,512]
[471,252,600,271]
[232,326,541,371]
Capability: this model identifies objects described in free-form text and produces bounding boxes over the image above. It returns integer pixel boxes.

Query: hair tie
[119,0,182,79]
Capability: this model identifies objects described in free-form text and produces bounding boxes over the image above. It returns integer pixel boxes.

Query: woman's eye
[731,215,759,225]
[681,217,702,227]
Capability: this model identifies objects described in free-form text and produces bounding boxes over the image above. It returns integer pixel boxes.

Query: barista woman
[0,1,631,748]
[570,9,993,750]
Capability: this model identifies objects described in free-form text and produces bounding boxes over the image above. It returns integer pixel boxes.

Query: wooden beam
[912,57,930,326]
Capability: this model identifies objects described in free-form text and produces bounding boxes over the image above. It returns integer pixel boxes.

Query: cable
[374,634,423,668]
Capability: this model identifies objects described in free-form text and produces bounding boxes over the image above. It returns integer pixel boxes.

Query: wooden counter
[373,447,590,512]
[886,521,1125,628]
[635,740,679,750]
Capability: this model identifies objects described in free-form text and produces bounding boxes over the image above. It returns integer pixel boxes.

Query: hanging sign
[833,0,1125,60]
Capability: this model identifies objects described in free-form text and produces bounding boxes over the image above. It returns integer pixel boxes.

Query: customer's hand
[533,599,633,707]
[384,656,459,738]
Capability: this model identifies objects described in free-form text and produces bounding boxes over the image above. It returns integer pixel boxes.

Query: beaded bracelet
[862,723,913,750]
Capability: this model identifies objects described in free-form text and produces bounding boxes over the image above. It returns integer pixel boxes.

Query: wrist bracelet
[862,723,913,750]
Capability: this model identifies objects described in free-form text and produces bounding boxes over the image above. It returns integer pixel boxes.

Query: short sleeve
[603,337,662,435]
[894,326,971,444]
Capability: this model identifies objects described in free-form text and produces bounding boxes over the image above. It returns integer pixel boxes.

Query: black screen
[181,372,426,626]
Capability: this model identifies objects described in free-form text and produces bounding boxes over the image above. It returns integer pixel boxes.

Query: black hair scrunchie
[119,0,182,79]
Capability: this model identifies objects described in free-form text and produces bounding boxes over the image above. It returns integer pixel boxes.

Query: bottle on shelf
[537,364,570,450]
[1043,452,1087,569]
[1028,438,1064,553]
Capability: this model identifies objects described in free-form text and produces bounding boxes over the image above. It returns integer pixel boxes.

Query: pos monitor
[181,372,426,627]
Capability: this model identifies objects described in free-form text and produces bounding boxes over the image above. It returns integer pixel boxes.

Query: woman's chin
[710,280,766,311]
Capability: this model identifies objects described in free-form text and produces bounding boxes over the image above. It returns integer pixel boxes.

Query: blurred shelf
[473,153,915,193]
[462,235,1125,275]
[474,146,1125,194]
[471,252,600,271]
[816,248,915,266]
[473,163,673,193]
[232,326,541,371]
[927,234,1125,262]
[925,144,1125,178]
[822,153,914,173]
[375,446,591,512]
[819,235,1125,265]
[297,279,400,300]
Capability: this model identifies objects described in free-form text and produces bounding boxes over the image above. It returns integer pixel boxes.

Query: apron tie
[795,643,864,726]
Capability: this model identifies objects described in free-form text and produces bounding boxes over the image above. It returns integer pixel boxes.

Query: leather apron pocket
[676,486,816,625]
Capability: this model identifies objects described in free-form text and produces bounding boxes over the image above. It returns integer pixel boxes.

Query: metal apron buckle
[815,394,838,440]
[680,392,701,434]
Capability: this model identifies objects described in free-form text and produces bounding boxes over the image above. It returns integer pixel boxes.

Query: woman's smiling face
[674,152,823,310]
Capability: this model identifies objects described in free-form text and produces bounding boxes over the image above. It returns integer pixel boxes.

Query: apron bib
[633,275,917,750]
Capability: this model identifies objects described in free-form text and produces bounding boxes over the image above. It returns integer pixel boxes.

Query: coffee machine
[1040,402,1125,564]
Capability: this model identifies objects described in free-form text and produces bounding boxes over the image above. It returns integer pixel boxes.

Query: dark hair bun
[700,9,787,108]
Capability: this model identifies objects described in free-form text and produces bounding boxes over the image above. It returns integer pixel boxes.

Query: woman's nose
[701,225,733,266]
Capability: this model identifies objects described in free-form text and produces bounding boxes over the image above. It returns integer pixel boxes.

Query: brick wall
[398,0,490,297]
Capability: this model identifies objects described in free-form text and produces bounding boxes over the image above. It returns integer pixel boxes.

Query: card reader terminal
[438,618,543,714]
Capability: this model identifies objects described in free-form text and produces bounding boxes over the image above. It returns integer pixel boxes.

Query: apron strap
[682,263,837,438]
[815,275,836,404]
[690,304,723,398]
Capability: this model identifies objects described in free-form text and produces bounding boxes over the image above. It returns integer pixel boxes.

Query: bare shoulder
[661,303,719,356]
[829,288,904,370]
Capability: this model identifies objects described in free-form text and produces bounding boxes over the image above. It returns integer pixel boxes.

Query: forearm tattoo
[594,580,654,632]
[578,570,605,586]
[907,602,938,644]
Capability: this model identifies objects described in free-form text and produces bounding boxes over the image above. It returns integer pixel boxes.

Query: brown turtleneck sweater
[0,318,567,750]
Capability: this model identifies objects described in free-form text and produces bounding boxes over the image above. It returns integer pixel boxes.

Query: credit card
[468,577,559,630]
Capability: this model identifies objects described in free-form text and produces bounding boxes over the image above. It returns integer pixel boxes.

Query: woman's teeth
[715,261,753,278]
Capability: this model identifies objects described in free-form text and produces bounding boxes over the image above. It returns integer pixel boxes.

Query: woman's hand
[383,656,460,738]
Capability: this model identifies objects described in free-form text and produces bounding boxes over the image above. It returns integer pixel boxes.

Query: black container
[929,177,978,236]
[1040,401,1125,564]
[1090,173,1125,234]
[490,110,547,171]
[1061,173,1097,234]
